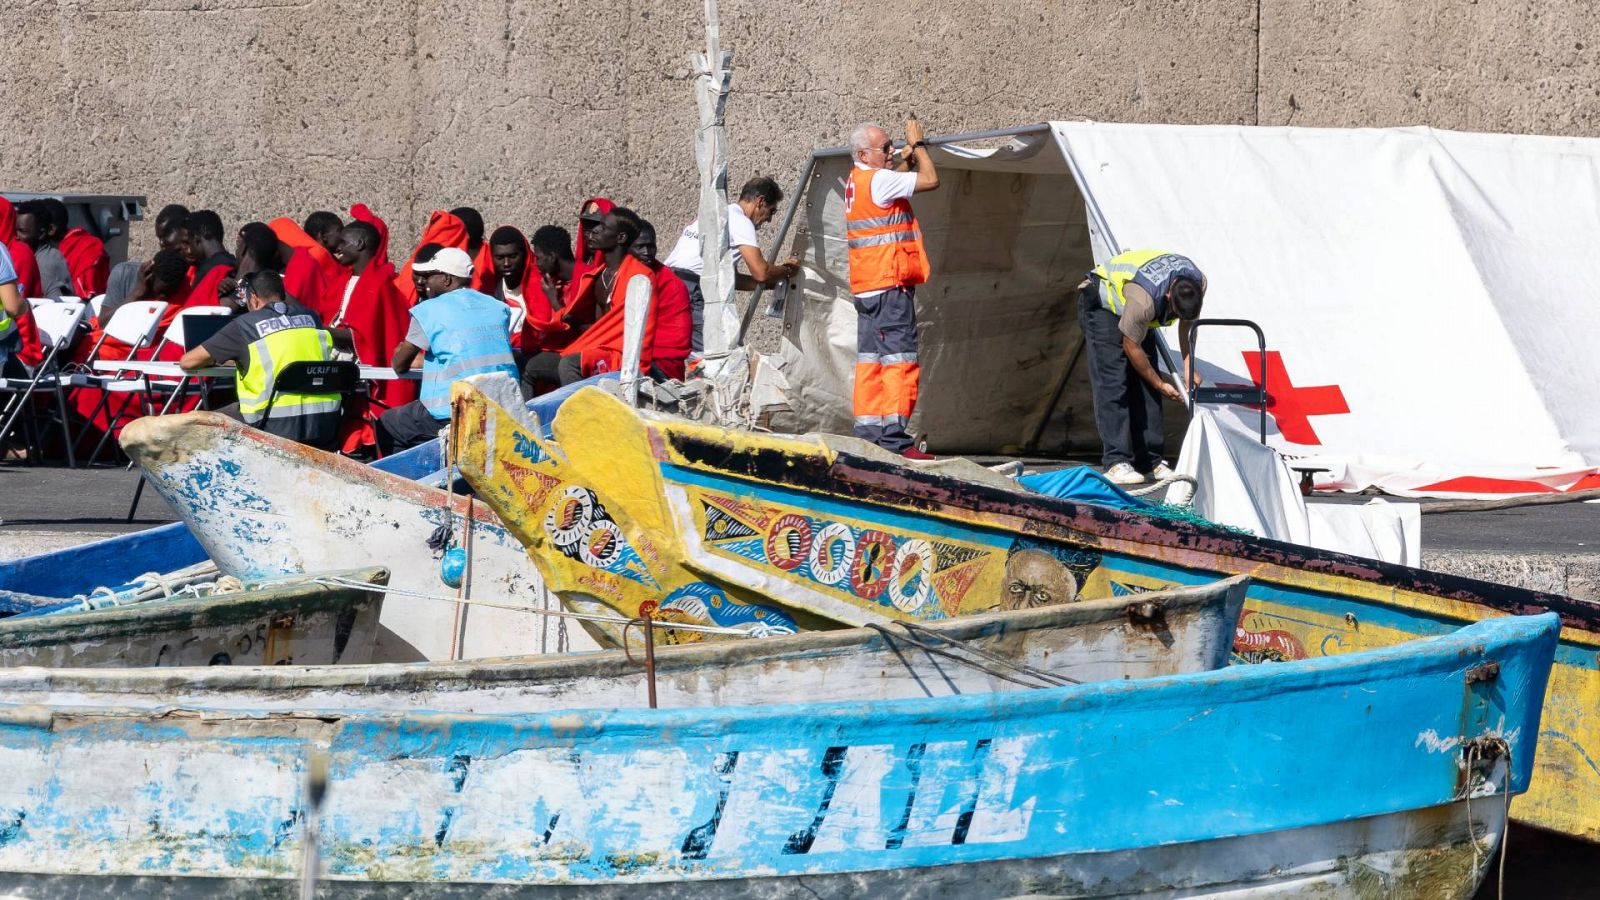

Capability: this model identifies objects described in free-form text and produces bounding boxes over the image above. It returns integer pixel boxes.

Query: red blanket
[393,211,468,305]
[269,217,346,285]
[339,205,415,452]
[565,255,666,377]
[0,198,40,299]
[58,228,109,298]
[284,247,338,321]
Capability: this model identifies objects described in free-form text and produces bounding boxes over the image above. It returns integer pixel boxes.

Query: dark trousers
[375,399,446,456]
[673,268,704,354]
[520,351,585,396]
[1078,288,1164,470]
[851,286,920,453]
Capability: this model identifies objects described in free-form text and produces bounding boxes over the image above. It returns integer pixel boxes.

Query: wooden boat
[0,613,1557,895]
[0,567,386,667]
[453,382,1600,842]
[119,411,600,661]
[0,577,1245,712]
[0,428,444,612]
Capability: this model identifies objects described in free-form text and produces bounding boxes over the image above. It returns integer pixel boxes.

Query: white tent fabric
[1176,407,1420,566]
[774,122,1600,498]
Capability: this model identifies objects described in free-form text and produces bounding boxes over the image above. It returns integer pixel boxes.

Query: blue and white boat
[0,613,1556,896]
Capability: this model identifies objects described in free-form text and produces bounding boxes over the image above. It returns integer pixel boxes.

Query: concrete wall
[4,0,1598,256]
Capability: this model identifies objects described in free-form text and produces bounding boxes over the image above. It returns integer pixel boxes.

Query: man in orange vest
[845,118,940,458]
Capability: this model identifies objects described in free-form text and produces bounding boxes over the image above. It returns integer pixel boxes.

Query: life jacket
[411,288,517,419]
[844,167,929,294]
[236,305,340,425]
[1089,250,1205,327]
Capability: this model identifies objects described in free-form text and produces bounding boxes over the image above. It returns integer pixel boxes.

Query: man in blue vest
[1078,249,1206,485]
[379,246,517,455]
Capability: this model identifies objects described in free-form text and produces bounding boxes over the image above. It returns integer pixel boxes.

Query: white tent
[759,122,1600,498]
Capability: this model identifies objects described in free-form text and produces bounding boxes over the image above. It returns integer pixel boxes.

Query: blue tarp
[1017,466,1156,513]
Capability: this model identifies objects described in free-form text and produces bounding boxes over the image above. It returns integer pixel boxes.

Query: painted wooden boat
[453,383,1600,842]
[119,411,600,662]
[0,432,443,612]
[0,567,386,667]
[0,613,1557,895]
[0,577,1245,713]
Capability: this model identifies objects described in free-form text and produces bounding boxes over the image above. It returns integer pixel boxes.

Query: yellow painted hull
[454,383,1600,841]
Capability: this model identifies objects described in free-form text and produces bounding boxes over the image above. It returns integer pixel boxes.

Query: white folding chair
[0,301,88,466]
[76,301,171,465]
[88,293,106,322]
[135,305,234,414]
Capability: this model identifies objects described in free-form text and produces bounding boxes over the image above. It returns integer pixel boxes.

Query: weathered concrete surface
[2,0,1259,256]
[1422,551,1600,604]
[8,1,1599,258]
[1258,1,1600,134]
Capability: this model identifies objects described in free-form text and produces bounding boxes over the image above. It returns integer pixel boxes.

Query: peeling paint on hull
[454,385,1600,843]
[121,414,599,661]
[0,568,387,667]
[0,614,1556,895]
[0,578,1244,712]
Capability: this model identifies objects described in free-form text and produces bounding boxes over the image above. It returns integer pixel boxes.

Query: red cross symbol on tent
[1221,351,1350,445]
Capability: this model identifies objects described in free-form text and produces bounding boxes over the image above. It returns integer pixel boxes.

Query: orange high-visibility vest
[844,168,929,294]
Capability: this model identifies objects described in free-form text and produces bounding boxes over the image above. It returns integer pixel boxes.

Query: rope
[1126,473,1197,499]
[864,620,1080,689]
[309,576,757,637]
[1462,735,1513,898]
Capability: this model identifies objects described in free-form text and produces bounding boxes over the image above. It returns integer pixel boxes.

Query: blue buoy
[440,547,467,589]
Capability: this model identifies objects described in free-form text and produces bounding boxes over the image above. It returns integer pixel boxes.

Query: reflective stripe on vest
[1089,249,1204,328]
[844,167,930,294]
[412,288,518,419]
[237,318,339,424]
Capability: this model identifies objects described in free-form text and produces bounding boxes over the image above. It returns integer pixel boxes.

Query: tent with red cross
[767,122,1600,499]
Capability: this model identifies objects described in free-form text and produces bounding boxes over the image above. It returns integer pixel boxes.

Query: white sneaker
[1151,462,1175,480]
[1103,462,1145,485]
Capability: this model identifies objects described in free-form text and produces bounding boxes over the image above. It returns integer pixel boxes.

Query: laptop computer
[182,314,233,351]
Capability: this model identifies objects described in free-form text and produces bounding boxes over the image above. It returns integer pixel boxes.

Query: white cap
[413,246,474,279]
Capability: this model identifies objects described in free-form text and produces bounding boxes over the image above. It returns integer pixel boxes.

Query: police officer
[1078,249,1207,485]
[845,118,940,458]
[180,270,342,450]
[380,247,518,455]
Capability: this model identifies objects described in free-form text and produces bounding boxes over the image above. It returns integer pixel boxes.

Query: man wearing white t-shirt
[662,176,800,353]
[844,118,940,458]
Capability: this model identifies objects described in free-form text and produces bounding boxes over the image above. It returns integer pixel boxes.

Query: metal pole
[737,154,817,345]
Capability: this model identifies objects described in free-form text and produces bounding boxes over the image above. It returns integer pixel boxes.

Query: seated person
[179,271,341,450]
[379,248,517,455]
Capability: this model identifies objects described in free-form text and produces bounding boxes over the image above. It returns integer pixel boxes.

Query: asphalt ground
[1,459,1598,888]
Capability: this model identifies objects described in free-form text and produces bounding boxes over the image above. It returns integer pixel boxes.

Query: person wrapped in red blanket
[518,208,690,391]
[329,212,418,452]
[0,198,41,300]
[268,213,347,319]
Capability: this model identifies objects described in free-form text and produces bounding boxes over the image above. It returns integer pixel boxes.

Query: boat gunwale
[0,577,1246,693]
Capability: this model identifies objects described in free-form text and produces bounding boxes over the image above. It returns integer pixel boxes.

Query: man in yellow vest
[1078,250,1207,485]
[845,118,940,458]
[180,270,341,450]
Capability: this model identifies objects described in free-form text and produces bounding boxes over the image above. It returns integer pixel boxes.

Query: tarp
[774,122,1600,498]
[1176,407,1420,565]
